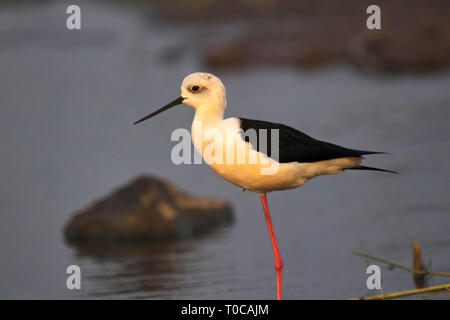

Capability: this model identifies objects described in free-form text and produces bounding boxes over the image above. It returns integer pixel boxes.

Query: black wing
[239,118,384,163]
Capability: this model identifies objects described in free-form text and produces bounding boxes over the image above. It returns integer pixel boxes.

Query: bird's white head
[180,72,226,111]
[134,72,226,125]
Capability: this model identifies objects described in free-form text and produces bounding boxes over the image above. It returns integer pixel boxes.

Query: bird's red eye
[192,85,200,92]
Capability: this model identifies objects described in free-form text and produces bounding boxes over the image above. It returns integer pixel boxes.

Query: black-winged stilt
[134,72,396,300]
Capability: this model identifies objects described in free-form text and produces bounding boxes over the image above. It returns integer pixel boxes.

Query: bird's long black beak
[134,96,185,125]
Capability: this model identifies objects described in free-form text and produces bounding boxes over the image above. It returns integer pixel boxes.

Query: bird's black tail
[346,165,398,174]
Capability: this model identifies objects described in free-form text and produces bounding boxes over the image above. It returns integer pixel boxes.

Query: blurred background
[0,0,449,299]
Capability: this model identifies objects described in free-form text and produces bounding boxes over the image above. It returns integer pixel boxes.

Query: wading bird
[134,72,396,300]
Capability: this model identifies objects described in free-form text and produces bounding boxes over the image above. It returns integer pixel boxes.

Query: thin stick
[351,251,450,277]
[349,283,450,300]
[412,242,425,287]
[379,277,384,299]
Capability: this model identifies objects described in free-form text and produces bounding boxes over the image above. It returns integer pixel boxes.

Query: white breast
[191,117,362,193]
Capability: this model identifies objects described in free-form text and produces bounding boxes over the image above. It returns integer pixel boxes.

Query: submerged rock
[64,176,233,244]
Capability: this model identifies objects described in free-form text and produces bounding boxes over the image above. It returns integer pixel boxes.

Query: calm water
[0,1,449,299]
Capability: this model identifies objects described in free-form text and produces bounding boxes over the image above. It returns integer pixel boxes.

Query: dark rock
[152,0,450,74]
[348,21,450,74]
[64,176,233,244]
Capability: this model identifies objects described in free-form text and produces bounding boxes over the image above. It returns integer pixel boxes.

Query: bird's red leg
[260,193,283,300]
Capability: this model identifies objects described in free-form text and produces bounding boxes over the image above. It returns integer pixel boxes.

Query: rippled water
[0,1,449,299]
